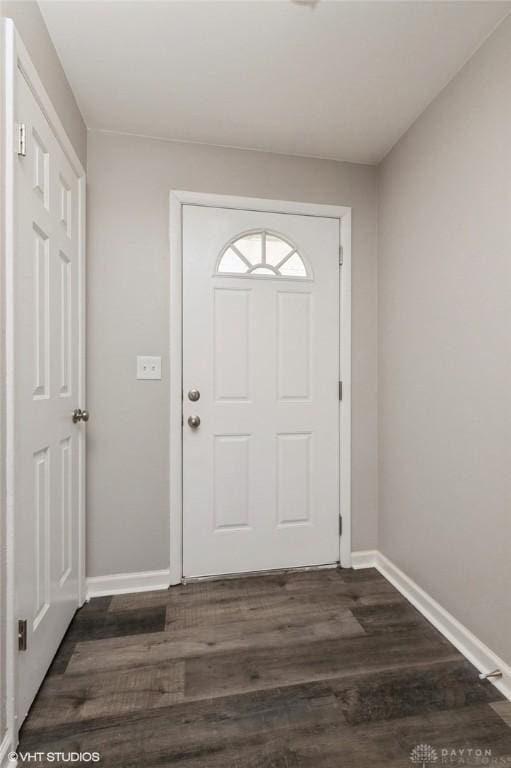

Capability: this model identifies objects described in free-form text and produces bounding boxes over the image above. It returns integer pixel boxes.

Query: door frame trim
[2,19,86,746]
[169,190,351,585]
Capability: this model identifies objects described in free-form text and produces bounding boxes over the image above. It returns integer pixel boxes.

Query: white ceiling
[39,1,510,164]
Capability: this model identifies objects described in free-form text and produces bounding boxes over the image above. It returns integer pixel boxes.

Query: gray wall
[0,1,86,744]
[378,16,511,664]
[2,0,86,167]
[86,131,379,577]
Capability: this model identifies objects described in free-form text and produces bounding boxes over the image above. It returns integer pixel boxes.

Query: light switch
[137,356,161,380]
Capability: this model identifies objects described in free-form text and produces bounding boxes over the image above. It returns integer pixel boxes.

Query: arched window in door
[216,231,310,278]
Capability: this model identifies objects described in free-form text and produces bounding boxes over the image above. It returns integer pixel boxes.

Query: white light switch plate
[137,356,161,380]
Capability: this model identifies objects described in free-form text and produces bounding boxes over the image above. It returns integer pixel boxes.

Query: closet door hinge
[18,619,28,651]
[338,381,342,401]
[339,245,343,266]
[339,515,343,537]
[16,123,26,157]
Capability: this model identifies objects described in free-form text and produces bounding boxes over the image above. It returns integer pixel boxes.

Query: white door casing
[182,204,344,578]
[3,22,86,731]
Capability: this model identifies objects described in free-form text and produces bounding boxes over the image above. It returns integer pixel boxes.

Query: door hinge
[18,619,28,651]
[17,123,26,157]
[339,515,343,537]
[339,245,343,266]
[338,381,342,401]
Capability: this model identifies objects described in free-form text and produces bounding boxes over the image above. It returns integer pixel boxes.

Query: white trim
[0,732,17,768]
[169,190,352,584]
[169,191,183,585]
[86,569,172,599]
[351,550,511,701]
[2,19,86,748]
[339,209,352,568]
[350,549,378,570]
[171,191,350,220]
[77,173,87,606]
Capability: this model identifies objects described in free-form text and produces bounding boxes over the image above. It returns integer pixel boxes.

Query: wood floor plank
[331,658,501,724]
[22,662,185,732]
[492,701,511,729]
[67,612,365,676]
[67,604,166,642]
[351,601,435,635]
[166,594,367,630]
[184,630,461,701]
[162,569,400,611]
[108,589,171,612]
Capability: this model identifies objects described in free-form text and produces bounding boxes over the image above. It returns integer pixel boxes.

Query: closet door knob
[72,408,90,423]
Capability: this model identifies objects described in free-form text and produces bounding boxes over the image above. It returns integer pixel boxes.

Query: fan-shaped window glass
[280,252,307,277]
[216,231,309,279]
[234,232,262,264]
[219,247,248,274]
[266,233,294,266]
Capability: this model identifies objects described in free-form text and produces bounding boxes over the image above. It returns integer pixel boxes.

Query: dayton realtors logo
[409,744,511,766]
[410,744,439,767]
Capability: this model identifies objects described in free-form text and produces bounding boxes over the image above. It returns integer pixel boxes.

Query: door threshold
[181,561,340,584]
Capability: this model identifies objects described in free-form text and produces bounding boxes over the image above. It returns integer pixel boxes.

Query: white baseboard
[351,550,511,701]
[86,568,171,598]
[0,732,16,767]
[350,549,378,569]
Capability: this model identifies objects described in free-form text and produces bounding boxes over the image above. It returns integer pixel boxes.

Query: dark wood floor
[19,568,511,767]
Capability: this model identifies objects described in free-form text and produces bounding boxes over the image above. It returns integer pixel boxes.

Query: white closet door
[15,69,83,723]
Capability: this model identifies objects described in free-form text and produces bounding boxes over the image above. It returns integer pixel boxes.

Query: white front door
[14,69,84,723]
[182,205,340,578]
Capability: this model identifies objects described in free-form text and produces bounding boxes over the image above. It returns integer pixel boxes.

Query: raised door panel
[213,435,251,531]
[276,433,312,526]
[58,250,72,397]
[214,288,251,402]
[32,225,50,399]
[33,447,50,628]
[277,291,312,401]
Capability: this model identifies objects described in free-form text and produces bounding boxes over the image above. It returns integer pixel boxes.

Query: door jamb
[2,19,86,749]
[169,191,351,585]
